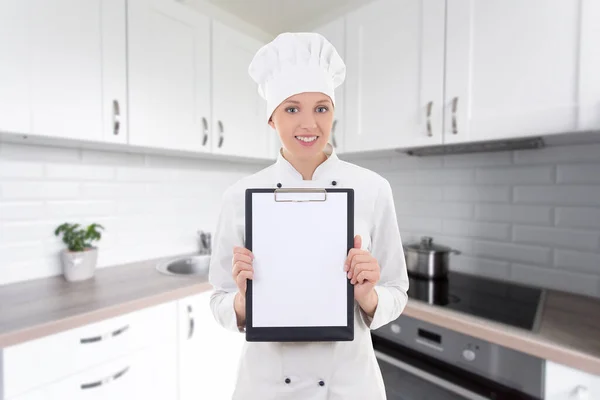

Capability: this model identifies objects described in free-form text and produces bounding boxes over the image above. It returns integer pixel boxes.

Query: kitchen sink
[156,255,210,280]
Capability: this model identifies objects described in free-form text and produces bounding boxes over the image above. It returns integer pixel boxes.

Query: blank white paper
[251,191,349,328]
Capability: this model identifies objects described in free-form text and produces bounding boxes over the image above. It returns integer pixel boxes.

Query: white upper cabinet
[127,0,211,153]
[313,17,348,154]
[0,0,127,144]
[344,0,446,153]
[0,1,30,136]
[577,0,600,132]
[444,0,600,144]
[211,21,269,159]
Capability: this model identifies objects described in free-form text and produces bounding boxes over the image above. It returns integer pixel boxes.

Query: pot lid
[405,236,453,253]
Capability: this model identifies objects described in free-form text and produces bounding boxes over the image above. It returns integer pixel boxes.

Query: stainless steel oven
[372,271,546,400]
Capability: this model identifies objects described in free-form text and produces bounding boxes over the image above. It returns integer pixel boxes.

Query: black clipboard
[244,188,354,342]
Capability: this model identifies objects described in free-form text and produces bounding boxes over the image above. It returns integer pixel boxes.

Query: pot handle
[451,249,461,255]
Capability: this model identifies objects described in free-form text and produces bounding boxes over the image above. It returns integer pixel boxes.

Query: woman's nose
[299,114,317,130]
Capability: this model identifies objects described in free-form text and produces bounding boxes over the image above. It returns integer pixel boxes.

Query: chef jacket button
[318,380,325,386]
[285,377,291,384]
[331,180,337,186]
[277,183,282,188]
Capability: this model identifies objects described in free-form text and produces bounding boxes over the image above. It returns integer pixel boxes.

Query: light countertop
[1,255,599,376]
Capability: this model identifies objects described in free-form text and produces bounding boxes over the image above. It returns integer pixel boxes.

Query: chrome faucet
[197,231,211,255]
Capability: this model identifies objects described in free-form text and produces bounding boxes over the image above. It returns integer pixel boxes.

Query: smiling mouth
[295,136,318,143]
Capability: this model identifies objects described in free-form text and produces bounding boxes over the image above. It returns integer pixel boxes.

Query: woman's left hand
[345,235,381,303]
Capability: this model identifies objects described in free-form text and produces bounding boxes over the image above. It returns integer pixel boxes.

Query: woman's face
[268,92,334,160]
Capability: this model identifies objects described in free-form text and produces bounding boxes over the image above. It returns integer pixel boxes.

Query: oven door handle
[374,350,489,400]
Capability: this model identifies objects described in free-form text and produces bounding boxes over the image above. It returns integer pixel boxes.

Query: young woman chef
[208,32,409,400]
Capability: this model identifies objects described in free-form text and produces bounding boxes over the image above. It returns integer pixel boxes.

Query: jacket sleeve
[208,188,246,333]
[359,179,410,330]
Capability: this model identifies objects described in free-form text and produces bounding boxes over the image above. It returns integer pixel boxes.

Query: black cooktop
[407,271,544,331]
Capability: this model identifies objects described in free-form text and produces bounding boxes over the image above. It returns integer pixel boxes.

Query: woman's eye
[316,106,329,113]
[286,107,299,113]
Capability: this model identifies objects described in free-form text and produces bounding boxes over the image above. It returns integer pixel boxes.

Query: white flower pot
[60,247,98,282]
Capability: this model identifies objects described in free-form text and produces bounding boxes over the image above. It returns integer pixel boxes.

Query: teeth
[296,136,317,143]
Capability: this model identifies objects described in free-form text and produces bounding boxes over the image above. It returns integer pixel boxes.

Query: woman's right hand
[232,246,253,327]
[232,246,254,295]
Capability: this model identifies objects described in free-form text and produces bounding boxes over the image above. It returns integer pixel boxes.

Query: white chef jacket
[209,145,409,400]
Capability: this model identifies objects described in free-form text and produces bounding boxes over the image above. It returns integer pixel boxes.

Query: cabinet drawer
[3,301,177,399]
[8,343,177,400]
[545,360,600,400]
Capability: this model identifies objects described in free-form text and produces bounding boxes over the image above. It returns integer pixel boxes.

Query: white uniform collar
[274,143,340,187]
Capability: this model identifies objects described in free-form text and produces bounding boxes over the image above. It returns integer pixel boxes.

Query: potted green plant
[54,222,104,282]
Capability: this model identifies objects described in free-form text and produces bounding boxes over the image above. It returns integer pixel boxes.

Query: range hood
[403,137,545,157]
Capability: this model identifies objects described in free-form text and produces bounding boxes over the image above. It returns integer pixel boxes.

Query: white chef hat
[248,32,346,121]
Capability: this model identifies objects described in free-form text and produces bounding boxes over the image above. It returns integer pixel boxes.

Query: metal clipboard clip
[274,188,327,202]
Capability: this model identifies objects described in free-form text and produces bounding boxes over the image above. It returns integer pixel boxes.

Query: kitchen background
[1,0,600,399]
[2,139,600,297]
[1,0,599,297]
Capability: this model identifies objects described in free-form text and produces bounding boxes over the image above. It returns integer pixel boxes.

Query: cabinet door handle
[217,120,224,148]
[570,385,589,400]
[112,100,120,135]
[331,119,338,147]
[187,304,195,339]
[202,117,208,146]
[80,324,129,344]
[451,97,459,135]
[80,366,129,390]
[426,101,433,137]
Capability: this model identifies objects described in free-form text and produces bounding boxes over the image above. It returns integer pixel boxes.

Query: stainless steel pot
[404,236,460,279]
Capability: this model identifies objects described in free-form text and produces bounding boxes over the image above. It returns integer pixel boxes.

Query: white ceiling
[205,0,375,37]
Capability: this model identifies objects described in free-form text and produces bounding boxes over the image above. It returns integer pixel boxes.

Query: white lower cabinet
[178,291,245,400]
[9,343,176,400]
[545,361,600,400]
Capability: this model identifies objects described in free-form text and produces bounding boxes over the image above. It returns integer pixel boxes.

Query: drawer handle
[202,117,208,146]
[451,96,459,135]
[570,385,589,400]
[80,324,129,344]
[113,99,120,136]
[426,101,433,137]
[217,120,224,148]
[187,304,195,339]
[80,366,129,390]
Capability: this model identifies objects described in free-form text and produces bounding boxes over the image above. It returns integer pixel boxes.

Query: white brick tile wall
[475,204,553,225]
[47,164,116,181]
[475,166,554,184]
[554,250,600,274]
[0,161,44,178]
[1,182,80,200]
[394,202,474,219]
[3,140,600,298]
[443,186,511,202]
[397,216,443,233]
[470,240,552,265]
[443,152,512,168]
[442,220,510,240]
[0,202,45,221]
[451,256,511,280]
[393,186,443,202]
[513,225,600,251]
[514,186,600,206]
[514,143,600,164]
[555,207,600,229]
[510,264,600,298]
[557,164,600,184]
[347,141,600,298]
[1,142,81,162]
[0,142,264,286]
